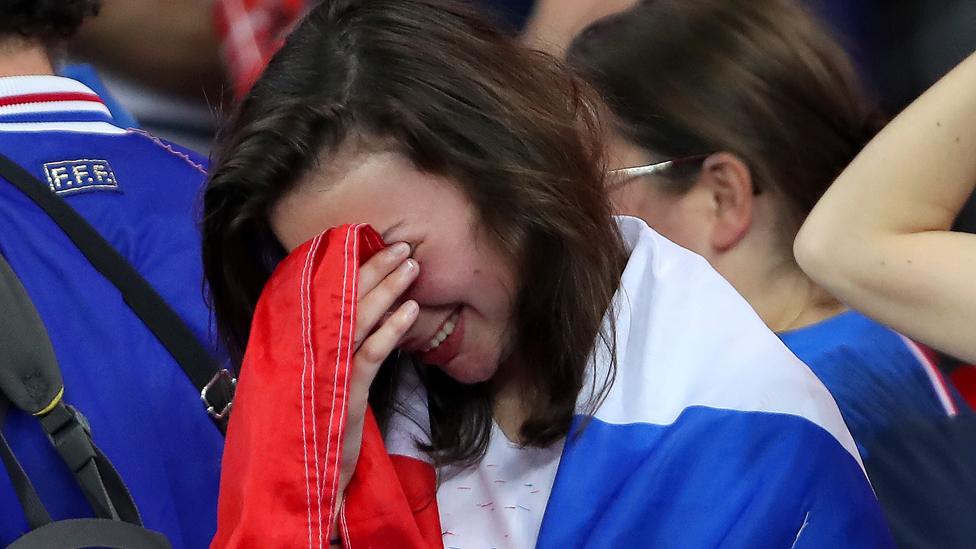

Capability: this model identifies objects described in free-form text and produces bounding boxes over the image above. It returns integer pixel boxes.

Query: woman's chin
[436,353,498,384]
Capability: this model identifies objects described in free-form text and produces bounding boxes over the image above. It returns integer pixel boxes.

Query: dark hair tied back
[568,0,884,228]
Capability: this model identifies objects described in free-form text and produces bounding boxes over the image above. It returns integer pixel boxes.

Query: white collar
[0,75,124,135]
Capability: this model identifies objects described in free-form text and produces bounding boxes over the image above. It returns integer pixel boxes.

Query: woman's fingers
[355,254,418,348]
[336,296,418,504]
[358,242,411,299]
[348,300,418,409]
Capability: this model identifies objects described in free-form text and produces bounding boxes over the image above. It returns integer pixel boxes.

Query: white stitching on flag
[322,228,353,539]
[299,235,317,548]
[307,234,326,547]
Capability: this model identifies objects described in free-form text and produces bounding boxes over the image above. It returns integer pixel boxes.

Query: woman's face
[271,150,519,384]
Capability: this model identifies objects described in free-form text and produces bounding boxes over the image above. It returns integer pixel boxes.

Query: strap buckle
[39,404,94,474]
[200,369,236,422]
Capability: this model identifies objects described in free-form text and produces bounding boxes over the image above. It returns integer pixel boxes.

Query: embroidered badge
[43,159,119,196]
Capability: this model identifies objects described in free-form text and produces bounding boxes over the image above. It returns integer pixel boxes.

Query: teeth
[423,311,459,352]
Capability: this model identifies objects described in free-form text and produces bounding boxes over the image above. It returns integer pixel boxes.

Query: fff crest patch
[43,159,120,196]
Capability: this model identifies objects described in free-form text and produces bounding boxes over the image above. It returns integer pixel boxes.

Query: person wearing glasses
[201,1,893,546]
[568,0,974,545]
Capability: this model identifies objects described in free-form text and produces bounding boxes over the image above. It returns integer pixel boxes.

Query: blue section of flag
[538,409,894,548]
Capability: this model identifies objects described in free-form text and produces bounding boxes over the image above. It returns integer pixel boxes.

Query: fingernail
[391,242,411,257]
[402,258,418,272]
[404,300,419,317]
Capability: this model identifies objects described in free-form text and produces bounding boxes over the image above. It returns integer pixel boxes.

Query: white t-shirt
[437,424,563,549]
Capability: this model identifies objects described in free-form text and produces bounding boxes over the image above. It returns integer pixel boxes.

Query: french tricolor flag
[212,219,894,548]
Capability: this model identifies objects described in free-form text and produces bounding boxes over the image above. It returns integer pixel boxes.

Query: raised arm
[795,52,976,362]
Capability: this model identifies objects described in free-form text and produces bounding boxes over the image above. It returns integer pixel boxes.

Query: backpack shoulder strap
[0,252,171,548]
[8,519,171,549]
[0,393,53,530]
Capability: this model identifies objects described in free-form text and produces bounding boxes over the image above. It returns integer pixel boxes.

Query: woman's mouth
[419,307,464,366]
[422,308,459,352]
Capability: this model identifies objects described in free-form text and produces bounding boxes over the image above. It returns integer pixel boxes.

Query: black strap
[0,254,160,544]
[0,432,53,530]
[0,395,53,530]
[0,153,232,432]
[7,518,171,549]
[37,402,144,525]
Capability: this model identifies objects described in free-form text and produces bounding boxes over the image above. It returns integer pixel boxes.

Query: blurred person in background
[568,1,976,546]
[66,0,539,148]
[0,1,224,546]
[69,0,226,152]
[214,0,307,98]
[520,0,878,60]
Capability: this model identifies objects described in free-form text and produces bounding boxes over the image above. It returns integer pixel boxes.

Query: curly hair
[0,0,100,42]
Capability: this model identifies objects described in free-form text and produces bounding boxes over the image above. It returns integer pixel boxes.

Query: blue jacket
[0,75,223,548]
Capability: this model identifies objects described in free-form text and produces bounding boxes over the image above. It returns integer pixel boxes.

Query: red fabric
[916,343,975,411]
[950,365,976,410]
[339,413,443,547]
[913,342,961,415]
[212,224,441,548]
[213,0,308,98]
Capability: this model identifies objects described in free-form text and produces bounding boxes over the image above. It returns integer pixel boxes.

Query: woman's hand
[334,242,419,516]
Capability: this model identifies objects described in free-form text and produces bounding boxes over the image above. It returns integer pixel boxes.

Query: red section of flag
[212,224,441,548]
[340,414,443,546]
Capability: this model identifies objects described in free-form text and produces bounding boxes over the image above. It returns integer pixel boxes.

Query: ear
[697,152,754,252]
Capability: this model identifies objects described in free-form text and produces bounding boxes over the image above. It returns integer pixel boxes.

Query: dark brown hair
[0,0,99,42]
[203,0,626,465]
[567,0,883,229]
